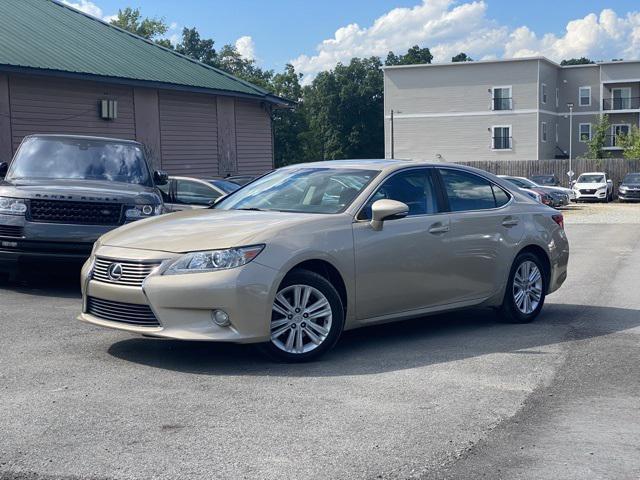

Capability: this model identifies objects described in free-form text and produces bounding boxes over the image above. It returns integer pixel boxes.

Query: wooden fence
[454,158,640,188]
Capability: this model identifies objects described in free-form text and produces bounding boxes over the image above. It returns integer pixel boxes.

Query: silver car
[78,160,569,362]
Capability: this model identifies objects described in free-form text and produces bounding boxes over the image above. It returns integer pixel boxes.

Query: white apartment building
[383,57,640,161]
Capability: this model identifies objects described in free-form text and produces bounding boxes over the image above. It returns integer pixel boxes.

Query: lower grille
[0,225,23,238]
[87,297,160,327]
[622,191,640,198]
[29,199,123,225]
[93,257,161,287]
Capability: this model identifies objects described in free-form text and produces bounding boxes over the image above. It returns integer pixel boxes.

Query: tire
[259,269,345,362]
[499,252,546,324]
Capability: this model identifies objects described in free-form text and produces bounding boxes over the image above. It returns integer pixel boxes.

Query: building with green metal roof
[0,0,288,176]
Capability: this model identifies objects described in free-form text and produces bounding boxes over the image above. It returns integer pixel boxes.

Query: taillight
[552,213,564,230]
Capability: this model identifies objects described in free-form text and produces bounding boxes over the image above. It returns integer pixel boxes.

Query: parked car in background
[79,160,569,362]
[530,174,561,187]
[159,177,240,211]
[499,176,569,208]
[0,135,167,275]
[618,173,640,202]
[572,172,614,202]
[225,174,259,186]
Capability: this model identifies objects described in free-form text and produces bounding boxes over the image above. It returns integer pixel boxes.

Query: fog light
[212,309,230,327]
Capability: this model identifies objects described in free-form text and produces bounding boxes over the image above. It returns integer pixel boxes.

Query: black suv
[0,135,167,274]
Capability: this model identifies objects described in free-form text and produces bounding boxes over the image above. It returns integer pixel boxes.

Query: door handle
[428,222,450,234]
[502,217,519,227]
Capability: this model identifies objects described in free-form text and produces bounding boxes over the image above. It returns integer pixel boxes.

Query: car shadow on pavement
[107,302,640,377]
[0,267,81,299]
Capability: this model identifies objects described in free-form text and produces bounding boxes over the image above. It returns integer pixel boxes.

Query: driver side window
[359,169,439,220]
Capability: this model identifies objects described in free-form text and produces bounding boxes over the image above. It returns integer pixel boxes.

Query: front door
[353,168,452,321]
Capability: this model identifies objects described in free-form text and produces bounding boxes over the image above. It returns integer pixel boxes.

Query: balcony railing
[492,136,512,150]
[603,97,640,111]
[491,97,513,111]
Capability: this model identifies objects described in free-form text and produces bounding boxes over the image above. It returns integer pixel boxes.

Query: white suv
[572,172,614,203]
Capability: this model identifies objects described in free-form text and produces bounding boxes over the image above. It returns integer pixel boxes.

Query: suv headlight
[0,197,27,215]
[164,245,265,275]
[124,204,162,220]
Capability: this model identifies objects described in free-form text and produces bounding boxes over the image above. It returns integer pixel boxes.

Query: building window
[611,88,632,110]
[611,124,631,147]
[491,86,512,110]
[579,123,592,142]
[541,122,547,142]
[555,87,559,108]
[579,86,591,107]
[492,126,512,150]
[541,83,547,104]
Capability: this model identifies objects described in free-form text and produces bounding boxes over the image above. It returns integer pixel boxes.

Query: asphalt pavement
[1,208,639,480]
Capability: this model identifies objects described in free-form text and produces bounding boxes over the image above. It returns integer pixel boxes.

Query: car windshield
[504,177,536,188]
[623,174,640,184]
[531,175,556,185]
[209,179,240,194]
[577,174,605,183]
[7,136,152,186]
[215,167,378,214]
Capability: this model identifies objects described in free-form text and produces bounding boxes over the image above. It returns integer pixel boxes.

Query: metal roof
[0,0,289,104]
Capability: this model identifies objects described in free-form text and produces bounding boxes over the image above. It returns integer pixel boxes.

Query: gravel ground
[0,207,639,480]
[560,201,640,224]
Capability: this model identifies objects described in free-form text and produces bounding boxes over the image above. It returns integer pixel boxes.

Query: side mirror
[153,170,169,186]
[570,180,576,187]
[0,162,8,178]
[370,199,409,231]
[208,195,226,207]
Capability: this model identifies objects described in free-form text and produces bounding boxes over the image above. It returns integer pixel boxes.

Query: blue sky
[64,0,640,79]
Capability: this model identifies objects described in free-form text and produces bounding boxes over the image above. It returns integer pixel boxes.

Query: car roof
[24,134,143,145]
[579,172,606,175]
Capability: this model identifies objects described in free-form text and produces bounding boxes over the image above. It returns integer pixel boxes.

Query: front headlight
[164,245,265,275]
[619,186,628,192]
[0,197,27,215]
[124,204,162,220]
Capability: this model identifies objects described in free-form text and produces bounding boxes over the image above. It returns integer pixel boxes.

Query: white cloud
[235,35,257,61]
[291,1,640,82]
[61,0,108,20]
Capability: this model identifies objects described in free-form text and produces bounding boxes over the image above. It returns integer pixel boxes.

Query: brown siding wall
[159,91,218,177]
[8,75,135,152]
[235,99,273,174]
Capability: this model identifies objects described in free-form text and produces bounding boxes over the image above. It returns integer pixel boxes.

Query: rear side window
[175,179,220,206]
[360,169,439,220]
[438,169,508,211]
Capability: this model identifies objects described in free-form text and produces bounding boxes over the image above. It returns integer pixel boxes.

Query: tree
[585,115,611,159]
[110,7,168,42]
[385,45,433,66]
[174,27,217,66]
[304,57,384,160]
[215,44,273,90]
[560,57,594,66]
[618,126,640,159]
[451,52,473,62]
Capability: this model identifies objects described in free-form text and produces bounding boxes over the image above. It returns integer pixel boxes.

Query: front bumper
[78,246,280,343]
[573,190,607,201]
[618,190,640,201]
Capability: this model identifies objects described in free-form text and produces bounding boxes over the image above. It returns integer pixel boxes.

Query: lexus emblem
[107,263,123,281]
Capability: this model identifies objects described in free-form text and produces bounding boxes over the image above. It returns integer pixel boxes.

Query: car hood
[574,182,607,190]
[621,183,640,189]
[0,178,160,204]
[544,186,572,195]
[99,208,326,253]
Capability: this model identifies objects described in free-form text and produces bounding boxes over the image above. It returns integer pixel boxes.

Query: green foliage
[110,8,168,41]
[174,27,217,65]
[585,115,611,159]
[385,45,433,66]
[451,52,473,62]
[560,57,594,66]
[618,126,640,159]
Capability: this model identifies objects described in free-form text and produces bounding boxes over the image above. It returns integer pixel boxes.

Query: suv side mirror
[153,170,169,186]
[0,162,8,178]
[370,199,409,231]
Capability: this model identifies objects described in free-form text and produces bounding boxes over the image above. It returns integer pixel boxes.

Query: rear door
[171,179,223,211]
[435,167,524,303]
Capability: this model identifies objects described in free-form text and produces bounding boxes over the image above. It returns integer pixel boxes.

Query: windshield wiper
[236,207,266,211]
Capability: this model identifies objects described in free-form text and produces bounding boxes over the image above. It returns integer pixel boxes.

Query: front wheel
[260,269,344,362]
[499,253,546,324]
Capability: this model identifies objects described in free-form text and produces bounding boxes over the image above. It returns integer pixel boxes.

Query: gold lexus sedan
[79,160,569,362]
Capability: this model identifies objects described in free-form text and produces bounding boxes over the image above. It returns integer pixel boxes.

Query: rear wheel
[260,269,344,362]
[499,252,546,324]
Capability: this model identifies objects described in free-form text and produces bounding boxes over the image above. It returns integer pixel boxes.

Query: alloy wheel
[270,284,333,354]
[512,260,543,314]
